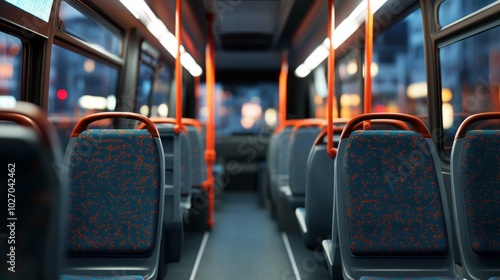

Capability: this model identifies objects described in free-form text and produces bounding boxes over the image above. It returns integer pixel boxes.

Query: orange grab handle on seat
[182,118,203,130]
[275,119,300,134]
[0,102,56,147]
[71,112,160,138]
[455,112,500,139]
[137,117,187,134]
[351,119,411,131]
[314,127,344,146]
[340,113,431,139]
[292,118,328,132]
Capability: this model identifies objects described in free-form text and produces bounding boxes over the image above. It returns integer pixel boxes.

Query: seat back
[0,102,66,280]
[451,112,500,280]
[183,119,205,188]
[269,121,299,205]
[289,119,325,198]
[305,120,409,244]
[62,113,164,279]
[335,113,458,279]
[303,127,342,248]
[140,118,186,263]
[276,126,295,186]
[179,131,193,197]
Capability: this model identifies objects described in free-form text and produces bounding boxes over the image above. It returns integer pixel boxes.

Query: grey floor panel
[165,232,205,280]
[286,232,332,279]
[194,192,294,280]
[166,192,332,280]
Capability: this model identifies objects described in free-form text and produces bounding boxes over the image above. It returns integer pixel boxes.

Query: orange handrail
[182,118,203,130]
[326,0,337,158]
[278,52,288,130]
[73,112,160,138]
[204,13,216,229]
[0,102,55,148]
[341,113,432,139]
[174,0,183,134]
[137,117,187,134]
[363,0,374,130]
[292,118,327,132]
[455,112,500,139]
[274,119,299,134]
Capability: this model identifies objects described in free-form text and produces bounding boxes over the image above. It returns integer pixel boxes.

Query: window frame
[429,0,500,161]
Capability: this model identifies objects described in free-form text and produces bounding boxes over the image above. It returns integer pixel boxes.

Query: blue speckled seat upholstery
[288,126,323,201]
[66,130,161,257]
[185,125,204,187]
[270,126,294,207]
[61,113,164,280]
[179,131,193,198]
[451,112,500,280]
[335,113,458,279]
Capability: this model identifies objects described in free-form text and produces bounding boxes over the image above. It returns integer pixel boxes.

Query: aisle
[166,192,331,280]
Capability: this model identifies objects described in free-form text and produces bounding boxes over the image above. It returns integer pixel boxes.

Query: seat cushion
[460,130,500,256]
[344,131,448,256]
[67,129,161,256]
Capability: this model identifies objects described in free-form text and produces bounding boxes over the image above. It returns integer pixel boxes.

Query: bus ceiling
[94,0,415,73]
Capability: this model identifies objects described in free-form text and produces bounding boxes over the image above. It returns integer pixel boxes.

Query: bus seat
[451,112,500,280]
[334,113,458,279]
[297,128,338,246]
[0,102,66,280]
[61,113,164,279]
[142,119,186,263]
[286,119,325,209]
[183,119,209,229]
[183,119,204,188]
[301,121,408,247]
[179,130,193,212]
[269,122,296,212]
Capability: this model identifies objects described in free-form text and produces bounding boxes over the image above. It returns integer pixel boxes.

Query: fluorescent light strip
[295,0,387,78]
[119,0,203,77]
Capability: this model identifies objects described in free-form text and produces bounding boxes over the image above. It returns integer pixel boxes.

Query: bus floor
[166,192,332,280]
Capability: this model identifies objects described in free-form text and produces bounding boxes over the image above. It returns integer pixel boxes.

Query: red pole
[363,0,373,130]
[278,52,288,130]
[204,13,216,229]
[174,0,183,134]
[327,0,336,158]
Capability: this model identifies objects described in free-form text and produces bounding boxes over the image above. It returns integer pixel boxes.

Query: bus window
[438,0,497,28]
[313,64,342,119]
[135,59,155,116]
[0,32,22,104]
[197,83,278,136]
[372,7,427,118]
[59,0,121,56]
[440,26,500,157]
[48,45,119,146]
[338,54,361,119]
[150,65,172,118]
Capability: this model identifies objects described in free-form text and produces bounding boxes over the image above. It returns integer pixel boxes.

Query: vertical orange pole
[327,0,336,158]
[205,13,216,229]
[279,52,288,130]
[363,0,373,130]
[174,0,183,134]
